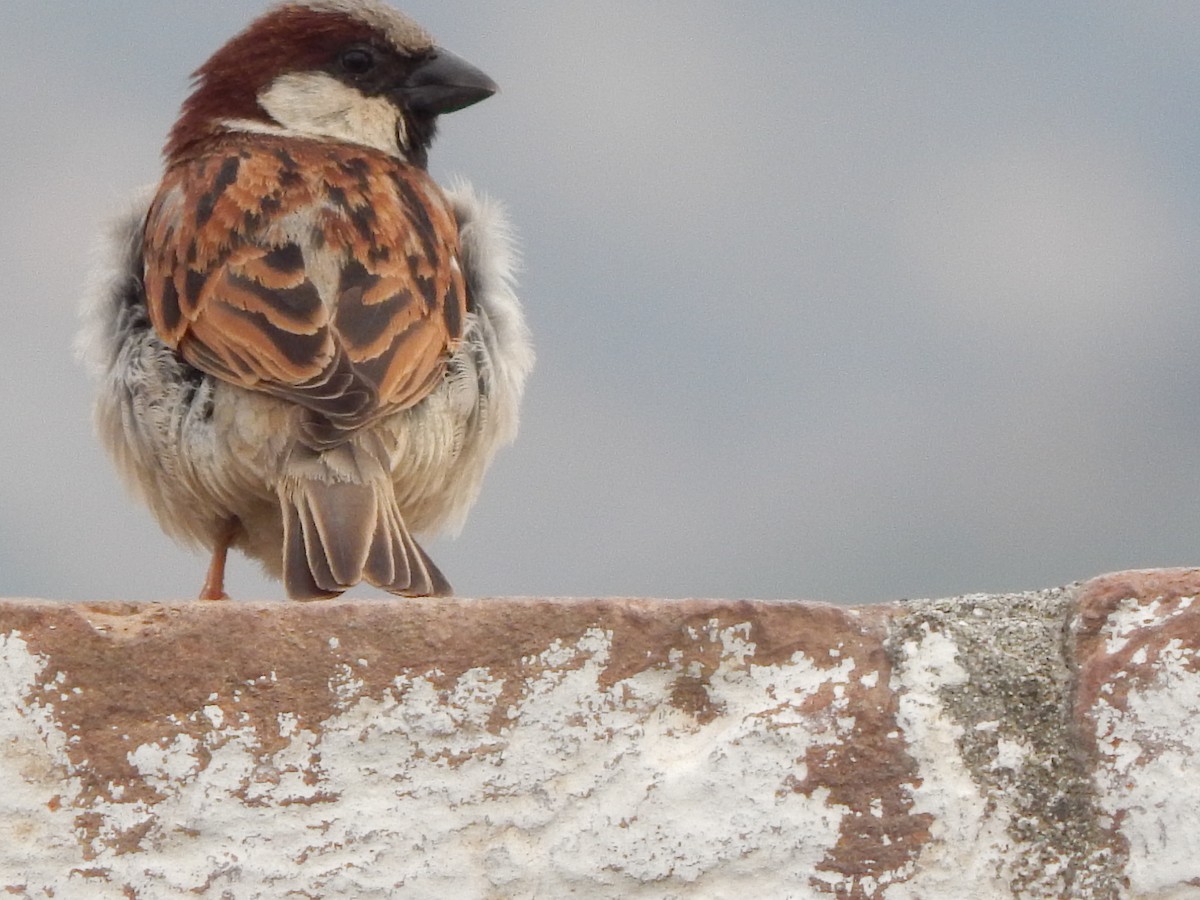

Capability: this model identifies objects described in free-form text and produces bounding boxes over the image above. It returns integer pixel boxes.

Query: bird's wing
[143,137,467,443]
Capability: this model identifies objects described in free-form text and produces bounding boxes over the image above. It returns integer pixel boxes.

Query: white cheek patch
[254,71,409,157]
[396,115,408,155]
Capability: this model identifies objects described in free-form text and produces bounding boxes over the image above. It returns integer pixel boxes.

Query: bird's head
[165,0,497,168]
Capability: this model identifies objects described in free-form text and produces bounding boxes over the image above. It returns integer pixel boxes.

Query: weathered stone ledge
[1,569,1198,898]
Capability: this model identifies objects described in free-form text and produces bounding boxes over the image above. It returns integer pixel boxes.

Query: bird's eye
[339,48,376,76]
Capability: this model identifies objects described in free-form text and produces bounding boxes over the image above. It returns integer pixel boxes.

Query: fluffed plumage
[78,0,532,600]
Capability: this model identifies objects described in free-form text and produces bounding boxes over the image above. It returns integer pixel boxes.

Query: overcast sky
[3,3,1200,604]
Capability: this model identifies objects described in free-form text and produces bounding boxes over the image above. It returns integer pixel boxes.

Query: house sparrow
[78,0,532,600]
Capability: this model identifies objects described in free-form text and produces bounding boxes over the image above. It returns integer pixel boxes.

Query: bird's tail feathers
[279,444,451,600]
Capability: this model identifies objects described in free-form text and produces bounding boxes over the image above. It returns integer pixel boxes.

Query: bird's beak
[400,48,498,116]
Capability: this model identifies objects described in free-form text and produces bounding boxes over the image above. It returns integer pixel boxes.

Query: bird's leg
[199,518,240,601]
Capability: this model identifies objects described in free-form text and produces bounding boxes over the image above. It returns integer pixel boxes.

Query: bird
[78,0,533,601]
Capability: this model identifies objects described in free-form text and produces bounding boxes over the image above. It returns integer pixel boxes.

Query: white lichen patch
[0,633,99,896]
[0,621,860,898]
[128,733,203,785]
[1092,638,1200,895]
[886,626,1014,899]
[1100,595,1196,654]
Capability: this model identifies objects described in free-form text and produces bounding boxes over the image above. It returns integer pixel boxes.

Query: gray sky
[3,3,1200,604]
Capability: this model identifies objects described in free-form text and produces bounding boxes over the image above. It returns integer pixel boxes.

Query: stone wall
[1,569,1198,898]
